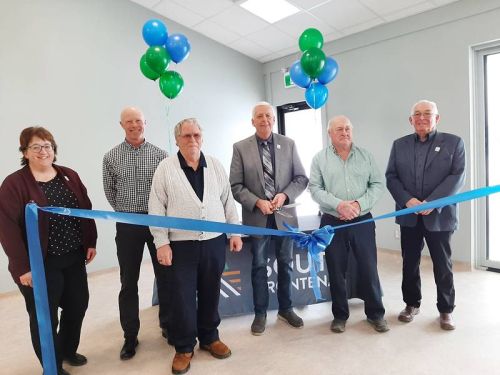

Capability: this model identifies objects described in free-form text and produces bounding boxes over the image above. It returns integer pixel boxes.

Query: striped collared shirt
[103,140,167,213]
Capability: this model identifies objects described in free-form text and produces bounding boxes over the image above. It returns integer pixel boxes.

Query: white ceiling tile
[229,38,272,60]
[170,0,234,18]
[260,46,301,63]
[246,26,297,52]
[192,19,241,45]
[339,17,384,35]
[209,5,270,36]
[383,2,435,22]
[153,0,205,27]
[130,0,162,8]
[273,11,337,40]
[310,0,380,30]
[288,0,332,11]
[359,0,425,16]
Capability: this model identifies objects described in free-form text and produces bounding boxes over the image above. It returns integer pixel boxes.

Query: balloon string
[165,101,173,154]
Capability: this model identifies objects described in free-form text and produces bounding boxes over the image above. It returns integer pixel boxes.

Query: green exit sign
[284,71,295,88]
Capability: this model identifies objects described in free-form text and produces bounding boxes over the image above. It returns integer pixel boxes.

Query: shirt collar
[124,139,147,150]
[177,150,207,169]
[414,129,437,143]
[255,133,273,145]
[331,143,355,157]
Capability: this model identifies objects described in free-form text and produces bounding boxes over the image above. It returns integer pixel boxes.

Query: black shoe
[43,369,71,375]
[367,318,390,333]
[330,319,346,333]
[63,353,88,366]
[251,314,266,335]
[277,309,304,328]
[120,337,139,360]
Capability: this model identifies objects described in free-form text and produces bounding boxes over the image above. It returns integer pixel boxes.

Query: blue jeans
[251,235,294,315]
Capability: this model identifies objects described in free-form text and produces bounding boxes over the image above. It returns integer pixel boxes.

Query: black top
[38,175,83,255]
[414,130,436,200]
[177,151,207,201]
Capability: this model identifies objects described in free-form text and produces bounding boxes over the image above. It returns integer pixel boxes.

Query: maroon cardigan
[0,164,97,284]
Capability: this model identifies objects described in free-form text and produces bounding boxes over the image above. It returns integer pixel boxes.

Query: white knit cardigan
[148,154,240,247]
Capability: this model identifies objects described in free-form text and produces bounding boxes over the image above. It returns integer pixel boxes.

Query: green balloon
[300,48,326,78]
[299,28,323,52]
[159,71,184,99]
[145,46,170,75]
[140,54,160,81]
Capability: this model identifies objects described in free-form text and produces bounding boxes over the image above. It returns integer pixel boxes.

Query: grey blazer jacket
[385,131,466,231]
[230,133,308,229]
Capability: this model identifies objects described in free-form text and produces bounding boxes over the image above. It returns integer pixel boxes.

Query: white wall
[263,0,500,263]
[0,0,264,293]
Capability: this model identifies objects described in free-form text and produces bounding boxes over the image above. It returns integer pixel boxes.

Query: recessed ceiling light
[240,0,300,24]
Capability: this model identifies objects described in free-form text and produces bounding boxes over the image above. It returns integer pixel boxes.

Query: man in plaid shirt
[103,106,168,360]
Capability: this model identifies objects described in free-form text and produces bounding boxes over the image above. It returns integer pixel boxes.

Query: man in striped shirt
[102,106,168,360]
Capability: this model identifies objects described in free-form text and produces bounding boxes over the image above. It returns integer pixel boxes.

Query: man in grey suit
[230,101,308,335]
[386,99,465,330]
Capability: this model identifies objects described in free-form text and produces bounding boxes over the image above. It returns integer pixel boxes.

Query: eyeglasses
[411,112,436,119]
[27,144,53,153]
[180,133,202,141]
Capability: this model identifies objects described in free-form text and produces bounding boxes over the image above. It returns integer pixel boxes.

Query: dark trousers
[168,235,226,353]
[321,213,385,321]
[251,235,294,315]
[401,216,455,313]
[116,222,169,338]
[19,251,88,371]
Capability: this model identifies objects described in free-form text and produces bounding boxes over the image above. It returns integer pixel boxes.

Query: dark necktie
[262,141,276,200]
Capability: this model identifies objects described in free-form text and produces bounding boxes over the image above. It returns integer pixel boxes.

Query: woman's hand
[19,272,33,288]
[229,236,243,252]
[86,247,97,264]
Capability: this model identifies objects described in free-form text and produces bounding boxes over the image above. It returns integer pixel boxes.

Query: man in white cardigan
[148,118,242,375]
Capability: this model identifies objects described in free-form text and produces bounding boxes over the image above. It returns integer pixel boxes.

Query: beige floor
[2,250,500,375]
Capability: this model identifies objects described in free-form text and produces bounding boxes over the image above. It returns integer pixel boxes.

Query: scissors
[273,202,300,218]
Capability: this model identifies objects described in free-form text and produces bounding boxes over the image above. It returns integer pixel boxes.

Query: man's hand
[406,197,433,215]
[157,244,173,266]
[418,200,434,216]
[337,200,359,221]
[229,236,243,252]
[255,199,274,215]
[86,247,97,264]
[19,272,33,288]
[270,193,287,211]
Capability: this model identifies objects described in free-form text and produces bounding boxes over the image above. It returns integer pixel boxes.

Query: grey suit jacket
[230,133,308,229]
[385,131,466,231]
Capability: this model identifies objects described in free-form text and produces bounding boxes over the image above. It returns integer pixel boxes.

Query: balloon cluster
[289,28,338,109]
[139,19,191,99]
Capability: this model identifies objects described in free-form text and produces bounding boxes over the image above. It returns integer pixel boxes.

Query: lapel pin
[277,144,281,150]
[435,146,440,152]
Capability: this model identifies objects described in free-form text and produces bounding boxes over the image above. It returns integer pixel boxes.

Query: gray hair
[252,101,275,118]
[174,118,203,139]
[327,115,353,131]
[410,100,439,115]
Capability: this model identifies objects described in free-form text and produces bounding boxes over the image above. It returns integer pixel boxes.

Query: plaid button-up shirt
[103,140,167,213]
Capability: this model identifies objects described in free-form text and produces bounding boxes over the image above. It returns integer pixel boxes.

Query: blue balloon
[317,57,339,85]
[289,60,312,88]
[166,33,191,64]
[142,19,168,46]
[305,82,329,109]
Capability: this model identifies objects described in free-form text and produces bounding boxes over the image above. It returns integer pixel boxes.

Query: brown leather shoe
[172,352,193,374]
[398,305,420,323]
[200,340,231,359]
[439,313,456,330]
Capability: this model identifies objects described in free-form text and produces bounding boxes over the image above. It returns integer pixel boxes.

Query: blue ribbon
[24,184,500,374]
[25,204,57,375]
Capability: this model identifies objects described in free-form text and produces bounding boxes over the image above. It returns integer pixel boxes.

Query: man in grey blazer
[386,99,465,330]
[230,102,308,335]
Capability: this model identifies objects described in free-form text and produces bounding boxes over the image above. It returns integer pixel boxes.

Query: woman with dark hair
[0,126,97,375]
